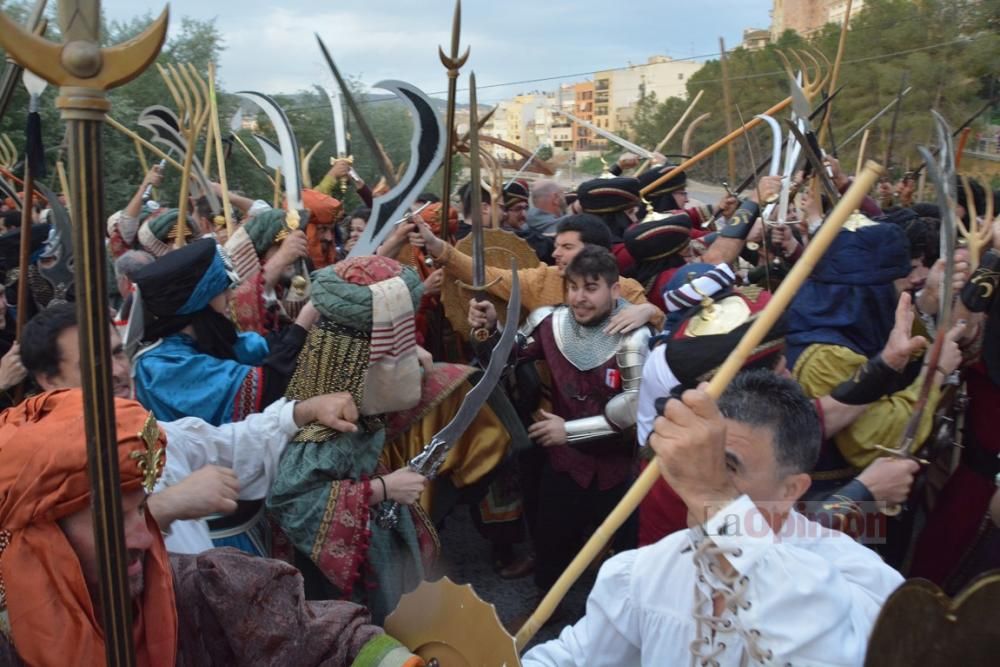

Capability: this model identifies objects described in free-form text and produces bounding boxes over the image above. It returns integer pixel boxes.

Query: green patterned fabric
[145,208,179,240]
[308,264,423,333]
[242,209,288,256]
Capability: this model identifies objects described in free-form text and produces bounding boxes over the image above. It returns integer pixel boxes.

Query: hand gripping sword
[0,2,169,664]
[375,264,520,528]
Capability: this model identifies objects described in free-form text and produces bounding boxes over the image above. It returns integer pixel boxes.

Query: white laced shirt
[522,495,902,667]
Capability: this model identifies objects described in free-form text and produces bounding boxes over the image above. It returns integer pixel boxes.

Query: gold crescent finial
[0,4,168,93]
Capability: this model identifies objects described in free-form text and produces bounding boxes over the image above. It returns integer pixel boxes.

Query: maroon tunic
[910,363,1000,588]
[522,312,633,491]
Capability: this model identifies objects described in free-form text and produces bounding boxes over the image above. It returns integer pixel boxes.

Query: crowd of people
[0,96,998,666]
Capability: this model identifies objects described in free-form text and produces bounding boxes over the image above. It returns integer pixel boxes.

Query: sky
[103,0,773,104]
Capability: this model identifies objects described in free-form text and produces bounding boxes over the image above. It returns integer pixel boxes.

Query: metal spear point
[0,2,169,664]
[437,0,470,243]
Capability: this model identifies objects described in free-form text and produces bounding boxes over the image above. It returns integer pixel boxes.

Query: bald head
[531,180,566,216]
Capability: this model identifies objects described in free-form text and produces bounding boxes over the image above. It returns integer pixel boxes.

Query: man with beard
[468,246,650,596]
[416,213,665,332]
[0,388,428,666]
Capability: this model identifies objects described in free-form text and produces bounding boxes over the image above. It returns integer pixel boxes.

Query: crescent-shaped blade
[251,133,283,171]
[34,180,74,299]
[347,80,445,258]
[235,90,303,210]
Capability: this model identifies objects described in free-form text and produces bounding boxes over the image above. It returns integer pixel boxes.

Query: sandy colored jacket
[436,242,666,329]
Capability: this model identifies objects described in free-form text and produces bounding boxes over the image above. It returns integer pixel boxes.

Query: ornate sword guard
[374,434,452,529]
[774,47,831,102]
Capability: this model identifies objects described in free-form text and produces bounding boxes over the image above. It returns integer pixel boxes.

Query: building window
[678,73,684,80]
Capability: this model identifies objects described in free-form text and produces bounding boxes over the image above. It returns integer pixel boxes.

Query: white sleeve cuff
[275,398,299,437]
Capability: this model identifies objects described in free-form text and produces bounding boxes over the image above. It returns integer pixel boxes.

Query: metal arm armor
[564,326,652,446]
[517,305,556,347]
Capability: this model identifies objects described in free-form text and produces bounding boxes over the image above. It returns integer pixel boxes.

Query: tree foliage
[624,0,999,183]
[0,1,430,216]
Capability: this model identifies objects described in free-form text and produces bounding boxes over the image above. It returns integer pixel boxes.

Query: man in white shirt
[19,302,359,553]
[522,370,902,667]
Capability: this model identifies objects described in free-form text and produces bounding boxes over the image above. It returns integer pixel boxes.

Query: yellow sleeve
[794,344,942,468]
[440,243,560,314]
[619,277,665,329]
[314,173,336,197]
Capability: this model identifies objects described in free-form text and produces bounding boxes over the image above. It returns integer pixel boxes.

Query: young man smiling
[469,245,651,596]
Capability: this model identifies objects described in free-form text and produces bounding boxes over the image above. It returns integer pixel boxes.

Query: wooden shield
[864,572,1000,666]
[385,577,520,666]
[442,228,541,341]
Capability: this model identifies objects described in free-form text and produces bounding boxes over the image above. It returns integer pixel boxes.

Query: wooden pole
[856,128,870,176]
[15,159,35,340]
[207,62,235,237]
[106,116,184,170]
[719,37,737,186]
[437,0,469,245]
[515,160,887,650]
[817,0,852,147]
[642,98,793,197]
[56,160,71,211]
[0,4,170,664]
[635,89,704,176]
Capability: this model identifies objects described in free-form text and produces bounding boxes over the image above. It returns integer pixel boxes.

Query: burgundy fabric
[172,548,381,667]
[910,363,1000,585]
[521,314,634,491]
[637,459,690,546]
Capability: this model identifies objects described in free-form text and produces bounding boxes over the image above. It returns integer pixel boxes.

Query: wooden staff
[959,175,993,268]
[817,0,852,147]
[207,62,234,237]
[516,160,887,650]
[165,63,209,248]
[56,160,71,212]
[437,0,470,244]
[955,126,972,169]
[719,37,736,186]
[642,98,792,197]
[0,3,169,664]
[15,150,36,342]
[106,115,184,170]
[635,89,704,176]
[856,128,870,175]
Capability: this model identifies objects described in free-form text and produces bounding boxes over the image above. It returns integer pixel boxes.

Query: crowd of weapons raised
[0,0,997,665]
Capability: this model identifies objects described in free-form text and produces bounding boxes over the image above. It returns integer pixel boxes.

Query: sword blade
[834,87,912,153]
[235,90,303,210]
[555,108,655,159]
[315,33,398,187]
[421,264,520,452]
[468,72,485,291]
[329,87,348,157]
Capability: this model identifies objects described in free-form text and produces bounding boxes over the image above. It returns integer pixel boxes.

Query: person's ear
[783,472,812,503]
